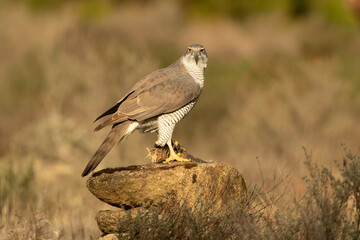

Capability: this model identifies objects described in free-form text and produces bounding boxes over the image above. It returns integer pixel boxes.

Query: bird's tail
[81,121,132,177]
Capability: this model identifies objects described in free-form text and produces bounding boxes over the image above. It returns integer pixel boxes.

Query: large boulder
[87,162,247,211]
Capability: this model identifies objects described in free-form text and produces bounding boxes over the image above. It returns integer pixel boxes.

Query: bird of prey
[81,44,208,177]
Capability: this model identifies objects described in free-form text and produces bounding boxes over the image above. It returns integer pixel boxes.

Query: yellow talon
[162,141,190,164]
[162,155,190,164]
[174,141,179,146]
[174,155,190,162]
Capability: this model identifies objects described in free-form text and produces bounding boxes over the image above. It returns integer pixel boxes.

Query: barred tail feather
[81,121,132,177]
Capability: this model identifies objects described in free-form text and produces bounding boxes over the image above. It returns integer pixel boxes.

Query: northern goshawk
[81,44,208,177]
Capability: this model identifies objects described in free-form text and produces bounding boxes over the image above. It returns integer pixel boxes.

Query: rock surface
[97,233,120,240]
[87,162,247,211]
[96,208,148,234]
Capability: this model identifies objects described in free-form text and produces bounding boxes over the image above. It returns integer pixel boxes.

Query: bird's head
[183,44,208,69]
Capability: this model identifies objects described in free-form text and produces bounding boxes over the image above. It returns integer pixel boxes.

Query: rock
[97,233,120,240]
[87,162,247,211]
[96,208,148,234]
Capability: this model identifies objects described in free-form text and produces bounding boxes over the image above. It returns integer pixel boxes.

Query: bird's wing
[94,61,181,124]
[94,61,201,131]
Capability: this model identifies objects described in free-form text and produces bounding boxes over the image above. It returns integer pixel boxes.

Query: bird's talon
[161,158,172,164]
[161,155,190,164]
[176,157,190,162]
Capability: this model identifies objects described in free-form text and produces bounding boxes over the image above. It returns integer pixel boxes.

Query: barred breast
[156,97,199,146]
[162,98,198,125]
[137,97,198,134]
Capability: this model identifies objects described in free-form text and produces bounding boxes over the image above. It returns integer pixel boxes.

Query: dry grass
[1,0,360,239]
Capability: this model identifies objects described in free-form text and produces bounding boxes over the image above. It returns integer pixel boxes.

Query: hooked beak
[194,52,199,64]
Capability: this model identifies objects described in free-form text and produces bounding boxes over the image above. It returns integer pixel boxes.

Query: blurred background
[1,0,360,238]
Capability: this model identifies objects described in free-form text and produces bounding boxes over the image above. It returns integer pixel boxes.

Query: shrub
[108,146,360,239]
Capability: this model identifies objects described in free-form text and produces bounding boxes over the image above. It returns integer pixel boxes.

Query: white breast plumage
[182,59,205,88]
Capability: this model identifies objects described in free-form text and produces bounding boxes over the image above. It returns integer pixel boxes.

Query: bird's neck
[181,58,205,88]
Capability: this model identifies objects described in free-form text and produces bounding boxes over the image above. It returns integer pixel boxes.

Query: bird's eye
[187,49,192,53]
[200,49,205,53]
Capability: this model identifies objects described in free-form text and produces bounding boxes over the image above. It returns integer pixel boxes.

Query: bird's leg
[162,140,190,164]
